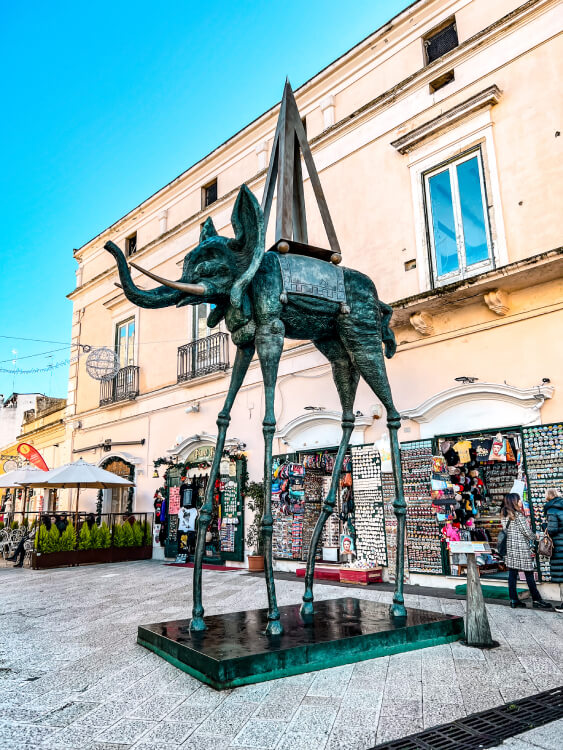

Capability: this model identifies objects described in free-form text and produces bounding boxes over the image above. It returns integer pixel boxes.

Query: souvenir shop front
[271,442,397,579]
[270,421,562,587]
[153,443,247,564]
[400,422,563,583]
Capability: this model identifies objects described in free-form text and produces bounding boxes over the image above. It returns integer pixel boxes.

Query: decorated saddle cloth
[275,253,347,304]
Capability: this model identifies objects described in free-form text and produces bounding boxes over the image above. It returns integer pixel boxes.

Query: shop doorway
[99,457,135,515]
[161,446,246,563]
[271,444,391,578]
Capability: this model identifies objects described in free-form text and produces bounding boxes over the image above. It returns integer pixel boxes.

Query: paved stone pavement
[486,717,563,749]
[0,560,562,750]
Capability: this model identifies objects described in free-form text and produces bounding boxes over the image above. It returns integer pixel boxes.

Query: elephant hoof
[189,616,207,632]
[389,602,407,619]
[300,600,314,623]
[266,619,284,637]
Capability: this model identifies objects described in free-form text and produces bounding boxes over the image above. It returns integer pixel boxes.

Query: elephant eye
[196,261,230,277]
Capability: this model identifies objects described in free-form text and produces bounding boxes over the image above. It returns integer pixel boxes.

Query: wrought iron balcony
[178,332,230,382]
[99,365,140,406]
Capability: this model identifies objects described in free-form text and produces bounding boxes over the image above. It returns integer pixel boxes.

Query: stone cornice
[391,247,563,327]
[390,85,502,154]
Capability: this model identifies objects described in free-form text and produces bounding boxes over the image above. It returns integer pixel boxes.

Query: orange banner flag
[17,443,49,472]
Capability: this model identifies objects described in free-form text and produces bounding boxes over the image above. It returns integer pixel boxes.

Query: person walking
[544,488,563,613]
[501,493,552,609]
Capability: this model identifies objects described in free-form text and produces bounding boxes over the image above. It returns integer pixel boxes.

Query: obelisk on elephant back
[106,80,408,637]
[260,80,408,619]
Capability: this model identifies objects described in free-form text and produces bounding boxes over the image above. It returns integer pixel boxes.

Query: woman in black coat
[545,488,563,613]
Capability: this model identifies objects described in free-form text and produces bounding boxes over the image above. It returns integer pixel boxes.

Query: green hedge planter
[31,545,152,569]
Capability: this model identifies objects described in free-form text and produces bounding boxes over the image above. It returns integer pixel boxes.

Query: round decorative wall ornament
[86,347,120,381]
[3,459,19,473]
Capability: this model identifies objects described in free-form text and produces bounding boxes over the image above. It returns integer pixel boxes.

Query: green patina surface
[106,183,408,634]
[137,598,464,690]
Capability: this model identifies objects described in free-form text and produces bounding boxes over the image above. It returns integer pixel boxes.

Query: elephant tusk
[129,262,206,296]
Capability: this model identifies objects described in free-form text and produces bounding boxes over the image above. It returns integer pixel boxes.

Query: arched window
[99,457,135,514]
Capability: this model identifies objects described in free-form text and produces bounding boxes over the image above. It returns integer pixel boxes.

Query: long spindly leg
[190,343,255,632]
[301,338,359,618]
[339,326,407,618]
[255,319,285,636]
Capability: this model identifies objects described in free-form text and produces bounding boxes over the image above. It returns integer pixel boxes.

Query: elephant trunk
[104,241,183,308]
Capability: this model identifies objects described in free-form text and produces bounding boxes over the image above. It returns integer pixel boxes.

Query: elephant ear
[199,217,218,243]
[228,185,264,309]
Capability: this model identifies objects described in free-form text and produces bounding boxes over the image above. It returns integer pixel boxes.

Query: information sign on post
[450,542,499,650]
[449,541,491,554]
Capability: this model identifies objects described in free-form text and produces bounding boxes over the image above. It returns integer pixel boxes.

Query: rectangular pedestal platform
[138,597,463,690]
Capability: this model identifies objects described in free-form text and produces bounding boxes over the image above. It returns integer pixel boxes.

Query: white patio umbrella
[0,467,48,520]
[24,458,135,513]
[0,466,47,488]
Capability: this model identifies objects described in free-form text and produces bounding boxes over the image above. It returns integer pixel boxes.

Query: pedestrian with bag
[544,488,563,613]
[500,493,552,609]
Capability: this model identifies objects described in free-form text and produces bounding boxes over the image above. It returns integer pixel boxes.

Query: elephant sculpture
[106,184,407,636]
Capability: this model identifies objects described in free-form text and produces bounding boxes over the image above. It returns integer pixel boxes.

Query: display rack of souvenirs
[218,459,240,553]
[321,475,340,549]
[272,460,302,559]
[522,423,563,581]
[382,471,409,581]
[273,452,355,563]
[351,446,388,566]
[401,441,443,574]
[302,471,322,561]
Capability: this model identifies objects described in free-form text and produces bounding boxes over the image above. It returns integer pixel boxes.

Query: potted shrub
[245,481,265,571]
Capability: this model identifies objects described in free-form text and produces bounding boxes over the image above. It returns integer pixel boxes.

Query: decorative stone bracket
[410,311,434,336]
[484,288,510,316]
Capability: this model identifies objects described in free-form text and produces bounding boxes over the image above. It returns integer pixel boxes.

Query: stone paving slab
[0,560,562,749]
[486,717,563,748]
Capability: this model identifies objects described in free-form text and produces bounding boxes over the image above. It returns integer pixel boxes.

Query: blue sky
[0,0,412,399]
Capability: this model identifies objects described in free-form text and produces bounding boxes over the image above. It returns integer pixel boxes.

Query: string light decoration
[85,347,120,381]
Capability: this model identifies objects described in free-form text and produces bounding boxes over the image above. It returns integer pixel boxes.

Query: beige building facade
[67,0,562,574]
[0,396,68,517]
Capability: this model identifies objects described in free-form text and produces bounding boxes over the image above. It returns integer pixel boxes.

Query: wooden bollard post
[464,552,498,648]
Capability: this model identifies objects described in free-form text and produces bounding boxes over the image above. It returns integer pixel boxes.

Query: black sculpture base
[137,597,463,690]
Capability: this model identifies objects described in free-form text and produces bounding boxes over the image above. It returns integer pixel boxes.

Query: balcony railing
[100,366,140,406]
[178,332,230,382]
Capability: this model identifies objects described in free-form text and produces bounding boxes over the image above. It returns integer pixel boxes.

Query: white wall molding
[410,311,435,336]
[167,432,243,461]
[275,410,372,451]
[320,94,336,129]
[158,209,168,235]
[402,382,554,438]
[97,451,143,467]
